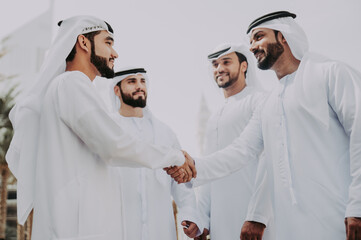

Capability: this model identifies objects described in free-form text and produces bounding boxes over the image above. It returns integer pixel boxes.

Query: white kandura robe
[193,53,361,239]
[30,71,184,240]
[197,87,274,239]
[113,113,202,240]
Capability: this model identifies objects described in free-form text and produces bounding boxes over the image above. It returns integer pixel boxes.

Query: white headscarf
[248,16,309,61]
[109,67,149,113]
[207,42,264,91]
[6,15,114,224]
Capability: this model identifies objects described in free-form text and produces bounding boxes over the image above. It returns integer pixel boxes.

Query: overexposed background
[1,0,360,157]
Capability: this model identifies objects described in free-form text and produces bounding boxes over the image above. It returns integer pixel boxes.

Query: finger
[186,155,197,178]
[346,218,349,238]
[174,174,185,182]
[166,166,180,175]
[170,168,185,178]
[184,165,193,181]
[187,223,197,232]
[348,227,355,240]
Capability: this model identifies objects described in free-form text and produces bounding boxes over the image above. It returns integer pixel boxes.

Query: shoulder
[242,88,269,110]
[152,115,175,136]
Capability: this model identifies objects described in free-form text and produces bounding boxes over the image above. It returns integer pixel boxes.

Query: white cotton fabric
[28,71,184,239]
[193,54,361,239]
[113,112,202,240]
[5,15,113,224]
[196,87,275,239]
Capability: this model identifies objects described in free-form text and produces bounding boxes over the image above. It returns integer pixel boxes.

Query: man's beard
[90,46,114,78]
[216,68,240,89]
[256,41,284,70]
[120,89,147,108]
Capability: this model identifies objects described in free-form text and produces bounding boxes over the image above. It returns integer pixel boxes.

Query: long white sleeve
[327,63,361,218]
[195,184,211,231]
[57,72,184,169]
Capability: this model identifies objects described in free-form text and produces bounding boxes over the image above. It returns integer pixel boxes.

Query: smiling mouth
[216,73,229,81]
[254,51,265,61]
[133,91,145,96]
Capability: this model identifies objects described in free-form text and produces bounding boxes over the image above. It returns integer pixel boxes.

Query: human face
[211,52,242,89]
[119,74,147,108]
[91,30,118,78]
[249,28,284,70]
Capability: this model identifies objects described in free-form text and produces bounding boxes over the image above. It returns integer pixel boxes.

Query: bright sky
[1,0,360,155]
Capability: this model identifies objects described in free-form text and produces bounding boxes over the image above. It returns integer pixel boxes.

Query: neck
[223,78,246,98]
[65,57,99,81]
[272,51,300,80]
[119,104,143,118]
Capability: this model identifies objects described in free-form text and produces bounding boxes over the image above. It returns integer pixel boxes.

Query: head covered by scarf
[247,11,309,60]
[109,67,149,113]
[6,15,114,224]
[207,42,264,91]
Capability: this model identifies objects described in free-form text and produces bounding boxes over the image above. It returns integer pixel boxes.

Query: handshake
[164,151,197,183]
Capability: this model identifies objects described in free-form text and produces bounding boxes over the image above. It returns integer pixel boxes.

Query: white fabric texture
[193,54,361,239]
[196,87,275,239]
[27,71,184,239]
[113,112,202,240]
[5,15,114,224]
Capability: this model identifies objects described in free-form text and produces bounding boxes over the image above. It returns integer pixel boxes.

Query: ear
[114,85,121,98]
[240,61,248,73]
[276,31,287,44]
[77,35,91,53]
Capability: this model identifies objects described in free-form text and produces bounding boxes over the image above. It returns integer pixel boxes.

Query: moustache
[132,90,146,96]
[253,49,265,55]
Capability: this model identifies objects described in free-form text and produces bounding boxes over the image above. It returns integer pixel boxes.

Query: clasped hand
[164,150,196,183]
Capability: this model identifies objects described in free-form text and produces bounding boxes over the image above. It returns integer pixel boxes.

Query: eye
[141,79,146,83]
[255,34,263,41]
[212,63,218,68]
[223,60,230,65]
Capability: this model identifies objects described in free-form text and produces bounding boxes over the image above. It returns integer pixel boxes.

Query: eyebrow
[212,57,232,64]
[250,30,264,43]
[220,57,232,61]
[105,36,114,42]
[253,30,264,38]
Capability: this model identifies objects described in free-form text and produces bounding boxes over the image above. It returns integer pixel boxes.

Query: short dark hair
[66,31,101,62]
[235,52,248,78]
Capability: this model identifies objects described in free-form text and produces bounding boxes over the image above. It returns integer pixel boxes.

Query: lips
[216,73,229,81]
[133,91,145,96]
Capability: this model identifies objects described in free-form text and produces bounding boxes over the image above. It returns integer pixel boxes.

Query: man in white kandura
[105,67,203,239]
[6,16,195,240]
[195,43,274,240]
[168,11,361,240]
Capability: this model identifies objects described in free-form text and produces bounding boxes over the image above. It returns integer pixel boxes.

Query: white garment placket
[277,73,297,205]
[133,118,150,240]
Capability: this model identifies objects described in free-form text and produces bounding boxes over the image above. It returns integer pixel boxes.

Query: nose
[249,41,257,54]
[111,48,119,59]
[135,81,145,90]
[216,63,225,73]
